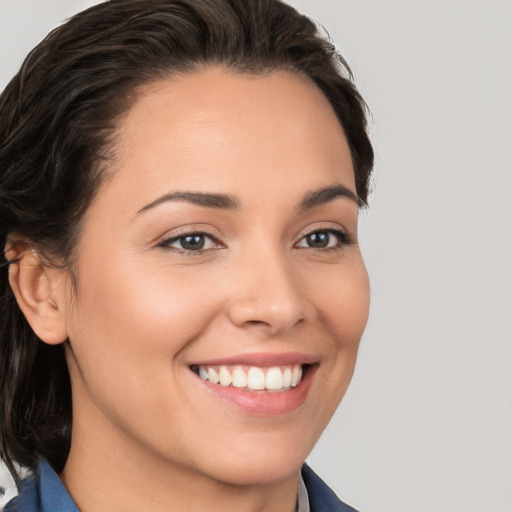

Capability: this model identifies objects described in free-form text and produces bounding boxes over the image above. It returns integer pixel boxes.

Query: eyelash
[294,228,353,251]
[156,232,223,255]
[156,227,352,255]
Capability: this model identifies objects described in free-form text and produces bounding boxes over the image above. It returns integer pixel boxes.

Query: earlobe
[5,240,69,345]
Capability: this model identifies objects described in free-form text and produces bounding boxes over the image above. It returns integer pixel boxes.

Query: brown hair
[0,0,373,477]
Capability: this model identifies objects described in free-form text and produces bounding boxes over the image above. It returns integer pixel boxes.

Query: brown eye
[158,232,221,252]
[305,231,331,248]
[295,229,351,250]
[179,234,205,250]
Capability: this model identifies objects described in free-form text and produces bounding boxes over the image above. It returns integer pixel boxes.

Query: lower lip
[194,366,317,416]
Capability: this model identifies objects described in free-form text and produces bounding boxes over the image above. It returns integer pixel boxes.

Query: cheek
[313,256,369,394]
[72,260,220,344]
[126,264,229,350]
[64,260,227,406]
[311,256,370,345]
[337,266,370,343]
[64,262,227,436]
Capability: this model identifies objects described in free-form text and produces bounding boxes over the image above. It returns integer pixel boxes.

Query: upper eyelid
[155,224,223,242]
[295,222,349,239]
[297,229,346,242]
[158,231,223,248]
[294,225,354,248]
[166,231,219,242]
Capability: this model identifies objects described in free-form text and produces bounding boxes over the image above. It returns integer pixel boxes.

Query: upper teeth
[196,364,303,391]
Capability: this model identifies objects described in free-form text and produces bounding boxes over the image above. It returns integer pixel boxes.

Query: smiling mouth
[190,364,312,392]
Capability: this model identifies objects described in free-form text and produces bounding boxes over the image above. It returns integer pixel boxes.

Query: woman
[0,0,373,510]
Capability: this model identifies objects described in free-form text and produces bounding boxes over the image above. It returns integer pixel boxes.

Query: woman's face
[59,68,369,485]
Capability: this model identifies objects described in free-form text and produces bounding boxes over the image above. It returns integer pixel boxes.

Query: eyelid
[154,223,221,242]
[294,223,353,245]
[155,225,225,252]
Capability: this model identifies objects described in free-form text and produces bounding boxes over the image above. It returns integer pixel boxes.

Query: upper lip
[190,351,318,367]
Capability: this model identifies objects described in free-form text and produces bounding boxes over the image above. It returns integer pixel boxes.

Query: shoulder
[301,464,361,512]
[4,461,78,512]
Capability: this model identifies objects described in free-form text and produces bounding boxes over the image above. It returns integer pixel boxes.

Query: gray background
[1,1,511,511]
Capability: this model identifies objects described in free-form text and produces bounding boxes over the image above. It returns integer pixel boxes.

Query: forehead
[99,67,355,210]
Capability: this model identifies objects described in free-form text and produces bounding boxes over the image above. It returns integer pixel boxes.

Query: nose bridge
[227,240,309,334]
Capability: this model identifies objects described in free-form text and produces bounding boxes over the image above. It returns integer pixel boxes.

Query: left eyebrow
[137,191,240,214]
[298,184,358,210]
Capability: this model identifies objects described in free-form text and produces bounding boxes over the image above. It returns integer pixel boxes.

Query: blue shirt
[5,460,360,512]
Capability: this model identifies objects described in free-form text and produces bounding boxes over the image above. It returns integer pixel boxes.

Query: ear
[5,240,69,345]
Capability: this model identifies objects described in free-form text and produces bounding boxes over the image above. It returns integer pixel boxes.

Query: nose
[226,250,313,335]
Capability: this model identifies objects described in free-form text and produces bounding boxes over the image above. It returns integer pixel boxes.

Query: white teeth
[247,367,265,390]
[232,367,247,388]
[219,366,232,386]
[207,367,219,384]
[196,363,305,391]
[291,365,302,387]
[265,367,283,390]
[283,367,292,387]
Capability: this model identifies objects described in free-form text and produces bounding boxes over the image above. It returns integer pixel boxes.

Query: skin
[9,68,370,512]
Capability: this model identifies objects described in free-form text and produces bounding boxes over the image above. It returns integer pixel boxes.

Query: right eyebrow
[137,191,241,214]
[298,183,358,210]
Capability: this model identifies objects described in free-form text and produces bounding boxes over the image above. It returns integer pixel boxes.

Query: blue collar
[301,464,359,512]
[5,460,78,512]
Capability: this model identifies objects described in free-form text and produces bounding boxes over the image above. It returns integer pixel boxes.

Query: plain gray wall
[1,1,511,511]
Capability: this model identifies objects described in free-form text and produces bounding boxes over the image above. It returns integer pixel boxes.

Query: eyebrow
[137,183,357,215]
[137,191,240,213]
[298,184,358,210]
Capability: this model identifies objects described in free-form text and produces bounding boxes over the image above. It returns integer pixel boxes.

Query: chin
[191,430,314,487]
[209,456,305,487]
